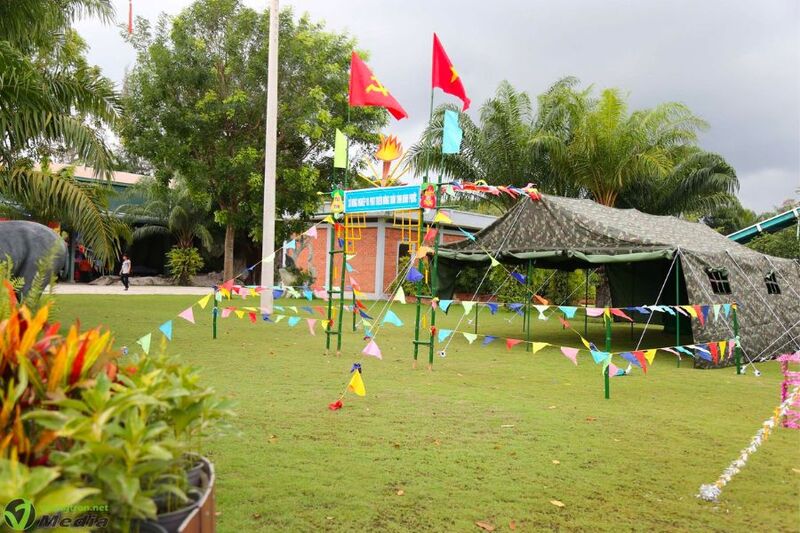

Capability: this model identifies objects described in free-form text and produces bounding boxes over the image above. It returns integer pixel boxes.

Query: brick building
[291,208,497,299]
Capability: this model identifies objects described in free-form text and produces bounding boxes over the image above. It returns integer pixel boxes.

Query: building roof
[46,164,147,186]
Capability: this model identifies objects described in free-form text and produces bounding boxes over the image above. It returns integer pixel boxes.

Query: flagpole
[260,0,279,314]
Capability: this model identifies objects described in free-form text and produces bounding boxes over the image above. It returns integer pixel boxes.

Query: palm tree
[118,177,214,251]
[409,82,550,209]
[618,147,739,216]
[531,78,714,207]
[0,0,125,266]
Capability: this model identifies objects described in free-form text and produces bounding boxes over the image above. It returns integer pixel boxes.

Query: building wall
[293,220,467,298]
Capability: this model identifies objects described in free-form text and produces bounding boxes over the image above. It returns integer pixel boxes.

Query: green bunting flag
[334,129,348,169]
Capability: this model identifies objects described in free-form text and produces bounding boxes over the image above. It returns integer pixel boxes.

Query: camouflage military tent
[436,194,800,366]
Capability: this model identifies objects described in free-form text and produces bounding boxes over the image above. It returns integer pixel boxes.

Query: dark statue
[0,221,67,295]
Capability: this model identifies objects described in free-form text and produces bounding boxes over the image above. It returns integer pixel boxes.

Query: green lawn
[53,294,799,532]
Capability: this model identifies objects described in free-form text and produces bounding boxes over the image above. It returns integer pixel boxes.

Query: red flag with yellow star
[432,33,470,110]
[349,52,408,120]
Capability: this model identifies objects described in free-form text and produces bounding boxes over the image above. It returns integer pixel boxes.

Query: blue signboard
[343,184,421,213]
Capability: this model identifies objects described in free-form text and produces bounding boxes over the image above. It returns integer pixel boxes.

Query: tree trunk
[223,222,234,281]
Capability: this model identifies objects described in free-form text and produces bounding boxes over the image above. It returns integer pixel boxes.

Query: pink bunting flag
[313,289,329,301]
[560,346,579,365]
[178,306,195,324]
[221,307,233,318]
[586,307,605,317]
[506,338,523,351]
[307,318,317,335]
[610,308,633,322]
[305,226,318,238]
[608,362,621,377]
[349,276,360,289]
[362,339,382,359]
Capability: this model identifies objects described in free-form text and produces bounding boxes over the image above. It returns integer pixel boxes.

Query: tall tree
[0,0,127,266]
[121,0,385,280]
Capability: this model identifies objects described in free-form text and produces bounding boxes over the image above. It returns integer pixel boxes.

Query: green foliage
[746,225,800,259]
[166,246,205,285]
[702,199,757,235]
[118,176,214,251]
[411,78,737,217]
[120,0,386,278]
[0,0,128,267]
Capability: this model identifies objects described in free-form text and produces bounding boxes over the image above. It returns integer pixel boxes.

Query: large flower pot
[156,490,201,533]
[176,456,216,533]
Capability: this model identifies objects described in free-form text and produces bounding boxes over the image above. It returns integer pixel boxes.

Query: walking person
[120,254,131,291]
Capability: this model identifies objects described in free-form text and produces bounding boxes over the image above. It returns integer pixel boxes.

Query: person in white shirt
[120,254,131,291]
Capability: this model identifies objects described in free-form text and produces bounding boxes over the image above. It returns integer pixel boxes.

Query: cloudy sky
[75,0,799,213]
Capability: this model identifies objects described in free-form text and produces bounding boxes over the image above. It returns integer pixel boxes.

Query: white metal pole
[260,0,279,313]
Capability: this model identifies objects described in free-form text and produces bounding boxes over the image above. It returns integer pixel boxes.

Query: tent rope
[633,252,678,352]
[724,251,800,355]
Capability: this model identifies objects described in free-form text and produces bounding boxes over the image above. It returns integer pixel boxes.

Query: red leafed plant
[0,281,119,465]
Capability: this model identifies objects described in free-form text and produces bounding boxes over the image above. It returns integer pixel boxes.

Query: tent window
[765,271,781,295]
[705,268,731,295]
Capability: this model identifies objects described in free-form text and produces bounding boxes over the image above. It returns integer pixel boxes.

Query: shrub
[166,246,204,285]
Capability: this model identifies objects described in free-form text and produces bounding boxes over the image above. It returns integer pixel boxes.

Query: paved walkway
[53,283,212,295]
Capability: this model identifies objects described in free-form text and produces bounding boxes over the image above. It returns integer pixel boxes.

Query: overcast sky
[75,0,800,213]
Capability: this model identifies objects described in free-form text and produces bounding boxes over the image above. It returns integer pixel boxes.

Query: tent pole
[584,269,589,337]
[525,260,532,352]
[474,301,478,334]
[604,313,611,399]
[352,292,356,331]
[675,254,681,368]
[732,302,742,374]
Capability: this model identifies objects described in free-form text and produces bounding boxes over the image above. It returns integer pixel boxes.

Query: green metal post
[412,209,424,365]
[429,179,443,368]
[352,293,357,332]
[732,303,742,374]
[325,225,336,352]
[525,260,532,352]
[335,224,347,353]
[474,302,479,334]
[212,291,218,339]
[604,313,611,399]
[584,269,589,337]
[675,256,681,367]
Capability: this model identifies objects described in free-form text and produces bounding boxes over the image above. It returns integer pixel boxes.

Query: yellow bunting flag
[393,286,406,303]
[235,310,245,319]
[323,215,335,224]
[433,211,452,224]
[219,287,230,299]
[198,294,211,309]
[532,342,549,354]
[489,256,500,268]
[322,320,331,330]
[347,371,366,396]
[719,340,727,358]
[580,336,592,350]
[249,288,258,297]
[644,349,657,365]
[416,246,434,259]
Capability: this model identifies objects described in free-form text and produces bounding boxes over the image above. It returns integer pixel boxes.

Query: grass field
[53,294,799,532]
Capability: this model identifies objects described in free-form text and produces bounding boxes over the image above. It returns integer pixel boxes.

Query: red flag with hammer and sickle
[348,52,408,120]
[432,33,470,111]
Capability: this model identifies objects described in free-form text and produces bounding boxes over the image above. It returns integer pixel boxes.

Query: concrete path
[52,283,212,295]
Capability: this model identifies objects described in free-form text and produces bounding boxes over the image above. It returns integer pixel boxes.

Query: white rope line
[440,225,518,353]
[724,251,800,354]
[678,250,759,369]
[634,253,678,351]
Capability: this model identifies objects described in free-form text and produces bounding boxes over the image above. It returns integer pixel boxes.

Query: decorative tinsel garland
[697,386,799,502]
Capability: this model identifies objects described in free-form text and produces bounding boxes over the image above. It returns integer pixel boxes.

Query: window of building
[765,271,781,295]
[397,242,416,276]
[705,267,731,295]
